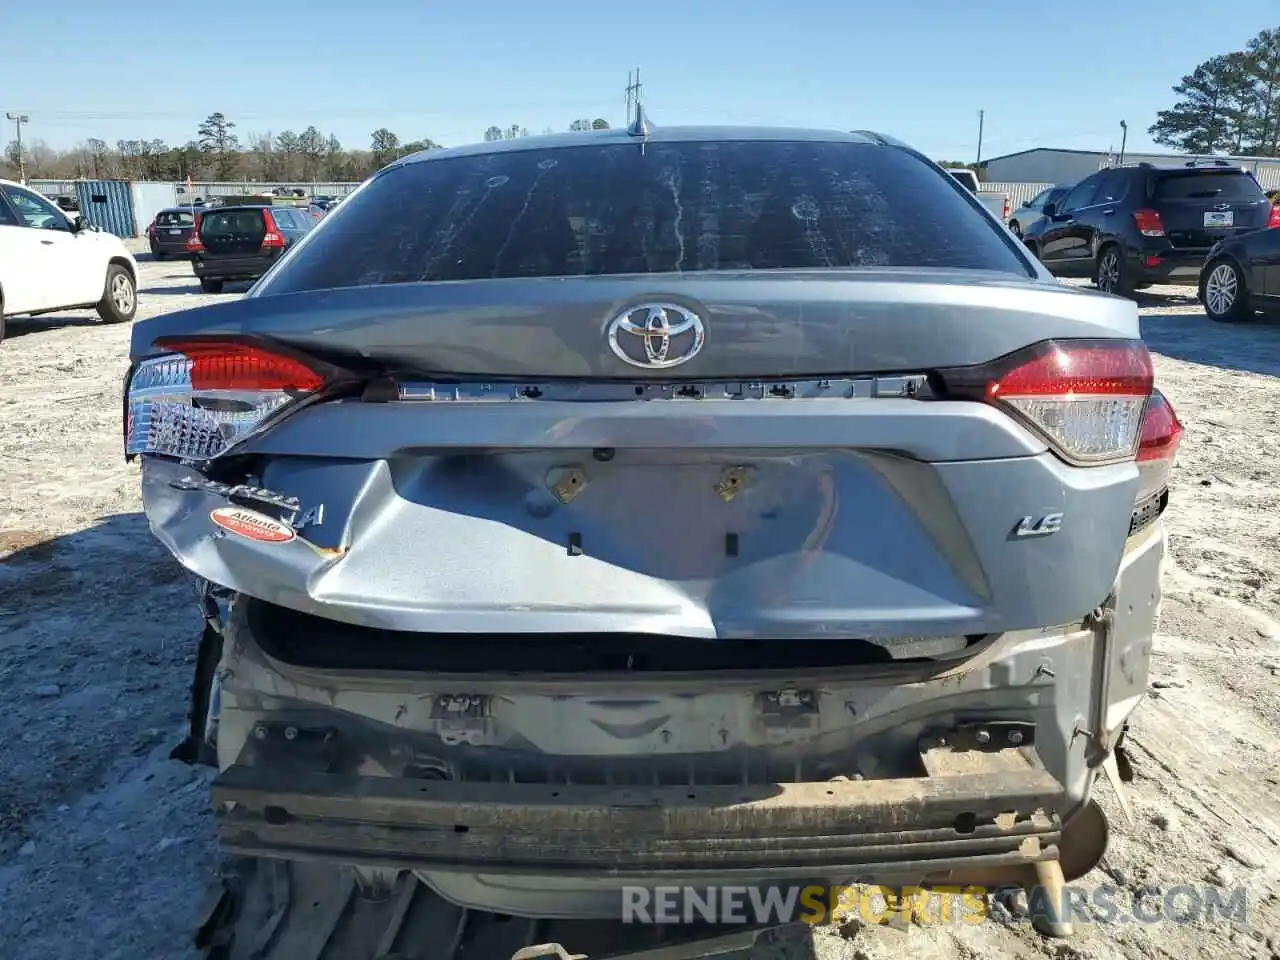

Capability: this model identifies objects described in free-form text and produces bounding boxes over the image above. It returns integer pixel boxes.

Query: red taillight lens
[1002,197,1011,220]
[1267,205,1280,229]
[939,340,1154,463]
[1133,209,1165,237]
[1135,389,1183,502]
[260,210,285,250]
[163,340,326,392]
[186,214,205,252]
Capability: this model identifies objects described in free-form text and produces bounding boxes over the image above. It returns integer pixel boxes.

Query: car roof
[202,204,273,213]
[1121,162,1247,174]
[395,125,890,167]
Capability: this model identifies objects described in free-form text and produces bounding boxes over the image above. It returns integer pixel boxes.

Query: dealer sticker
[210,507,295,543]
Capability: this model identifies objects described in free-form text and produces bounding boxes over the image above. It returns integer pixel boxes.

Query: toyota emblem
[606,303,706,369]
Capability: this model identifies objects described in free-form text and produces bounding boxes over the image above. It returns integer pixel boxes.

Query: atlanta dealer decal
[210,507,296,544]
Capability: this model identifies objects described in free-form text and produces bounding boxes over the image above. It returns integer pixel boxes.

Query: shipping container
[74,179,137,237]
[130,181,179,237]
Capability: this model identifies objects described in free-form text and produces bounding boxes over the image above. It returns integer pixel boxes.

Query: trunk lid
[1152,170,1272,249]
[154,211,195,241]
[139,270,1135,379]
[133,272,1143,643]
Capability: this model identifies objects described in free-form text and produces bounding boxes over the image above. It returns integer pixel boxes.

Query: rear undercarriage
[183,518,1161,947]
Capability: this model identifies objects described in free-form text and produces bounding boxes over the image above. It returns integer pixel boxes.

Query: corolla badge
[607,303,706,369]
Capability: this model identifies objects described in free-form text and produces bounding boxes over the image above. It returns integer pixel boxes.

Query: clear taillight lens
[938,339,1155,464]
[126,340,327,461]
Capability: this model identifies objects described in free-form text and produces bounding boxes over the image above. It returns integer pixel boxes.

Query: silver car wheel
[1204,263,1237,316]
[1097,251,1120,293]
[111,273,135,314]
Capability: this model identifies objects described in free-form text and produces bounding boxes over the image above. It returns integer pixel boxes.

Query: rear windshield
[200,210,265,235]
[156,211,194,226]
[262,139,1030,293]
[1153,171,1265,202]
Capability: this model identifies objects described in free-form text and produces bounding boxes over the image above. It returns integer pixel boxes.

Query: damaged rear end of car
[126,127,1182,937]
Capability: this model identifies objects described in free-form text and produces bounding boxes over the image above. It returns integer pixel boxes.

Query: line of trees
[0,113,613,183]
[1150,26,1280,155]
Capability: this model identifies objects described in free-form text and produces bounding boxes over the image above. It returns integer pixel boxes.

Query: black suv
[186,203,316,293]
[1026,160,1275,297]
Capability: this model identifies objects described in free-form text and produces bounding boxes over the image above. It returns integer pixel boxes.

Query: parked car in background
[1198,215,1280,321]
[945,167,1011,223]
[186,203,317,292]
[147,207,199,260]
[0,178,138,342]
[43,193,80,213]
[1027,160,1279,298]
[1007,184,1072,238]
[304,204,326,220]
[128,126,1182,943]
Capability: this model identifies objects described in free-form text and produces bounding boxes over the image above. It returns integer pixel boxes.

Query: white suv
[0,178,139,343]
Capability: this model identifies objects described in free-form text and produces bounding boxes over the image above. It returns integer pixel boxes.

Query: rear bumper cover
[1129,244,1207,284]
[193,255,272,280]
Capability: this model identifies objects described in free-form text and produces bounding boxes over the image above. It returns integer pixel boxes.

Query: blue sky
[2,0,1273,160]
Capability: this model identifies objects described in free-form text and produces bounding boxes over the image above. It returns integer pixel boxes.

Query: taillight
[1132,209,1165,237]
[186,214,205,252]
[260,210,285,250]
[937,339,1154,464]
[147,221,157,237]
[1002,197,1011,220]
[1135,389,1183,502]
[1267,205,1280,229]
[125,339,330,461]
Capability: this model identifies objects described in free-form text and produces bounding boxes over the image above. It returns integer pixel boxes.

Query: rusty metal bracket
[547,466,590,503]
[715,465,752,502]
[925,721,1036,753]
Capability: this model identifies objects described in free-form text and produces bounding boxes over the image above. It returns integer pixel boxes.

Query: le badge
[210,507,296,544]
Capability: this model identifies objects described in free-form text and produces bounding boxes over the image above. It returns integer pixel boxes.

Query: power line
[23,99,625,124]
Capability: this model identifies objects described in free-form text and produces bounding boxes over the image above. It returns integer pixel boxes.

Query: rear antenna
[627,102,652,138]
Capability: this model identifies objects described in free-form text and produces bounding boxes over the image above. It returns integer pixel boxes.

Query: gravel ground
[0,257,1278,960]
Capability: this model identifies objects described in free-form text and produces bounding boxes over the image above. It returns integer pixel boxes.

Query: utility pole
[975,109,985,171]
[6,112,30,183]
[625,68,643,125]
[1118,120,1128,166]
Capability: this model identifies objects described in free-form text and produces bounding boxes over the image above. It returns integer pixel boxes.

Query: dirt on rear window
[262,139,1031,293]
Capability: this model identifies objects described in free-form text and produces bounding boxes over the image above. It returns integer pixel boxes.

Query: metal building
[130,182,179,235]
[979,148,1280,189]
[74,180,136,237]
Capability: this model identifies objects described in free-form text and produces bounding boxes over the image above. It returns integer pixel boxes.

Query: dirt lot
[0,257,1278,960]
